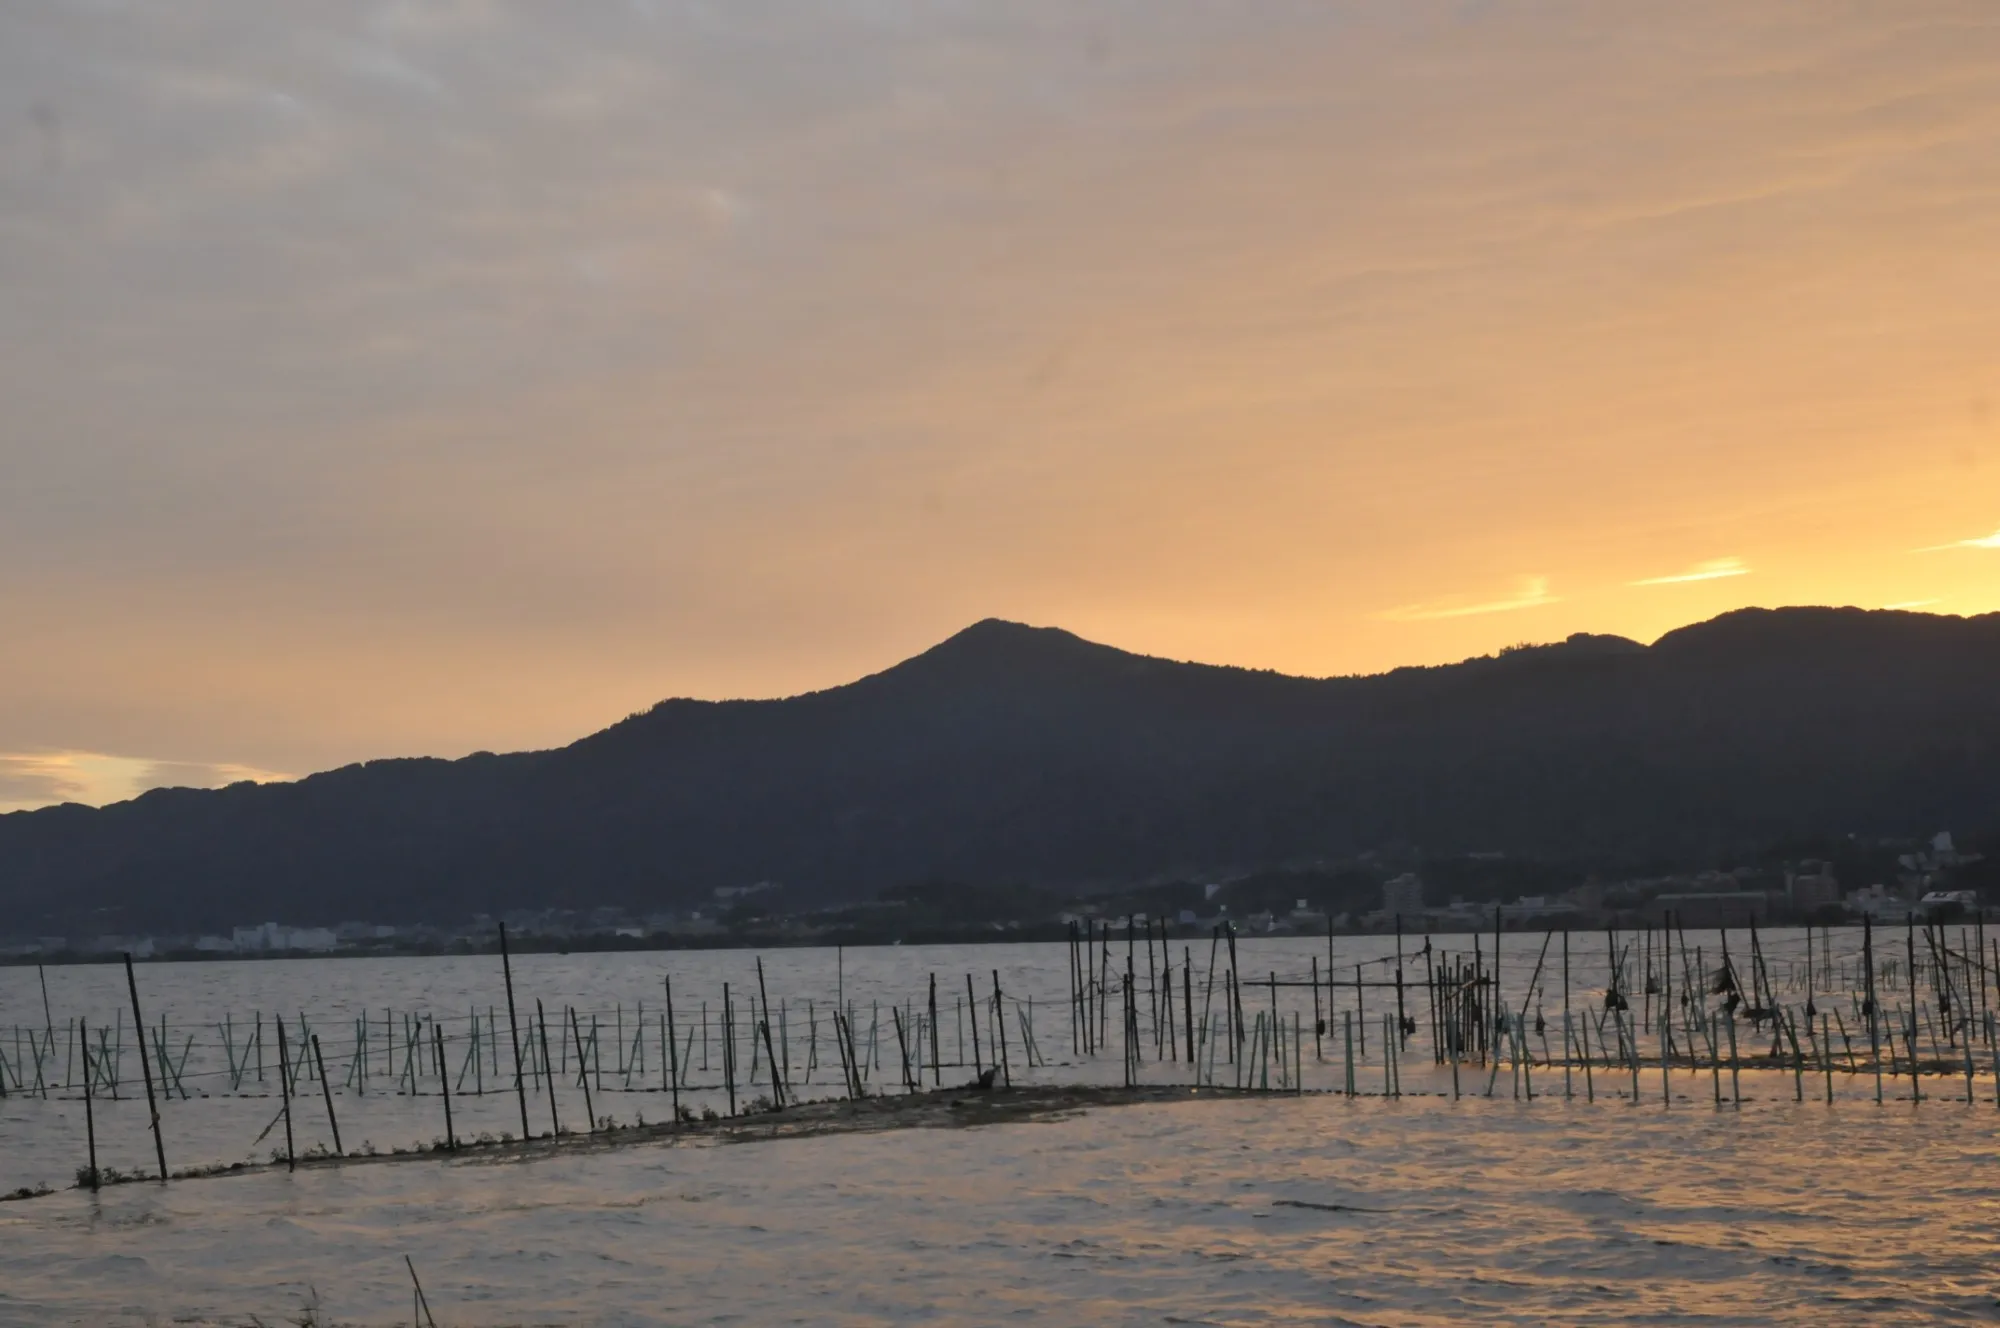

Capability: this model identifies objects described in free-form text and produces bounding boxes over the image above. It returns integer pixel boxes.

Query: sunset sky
[3,2,1998,811]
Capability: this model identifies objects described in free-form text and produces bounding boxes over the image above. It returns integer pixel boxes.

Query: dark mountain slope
[3,607,1996,933]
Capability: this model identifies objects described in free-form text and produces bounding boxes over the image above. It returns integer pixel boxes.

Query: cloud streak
[1631,558,1750,586]
[1916,528,2000,552]
[0,751,290,815]
[1378,577,1560,622]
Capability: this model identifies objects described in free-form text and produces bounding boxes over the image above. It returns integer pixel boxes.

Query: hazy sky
[4,2,1998,810]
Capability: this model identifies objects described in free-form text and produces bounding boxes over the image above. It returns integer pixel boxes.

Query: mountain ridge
[3,605,1997,935]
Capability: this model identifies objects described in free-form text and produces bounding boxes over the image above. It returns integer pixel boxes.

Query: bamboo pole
[567,1006,597,1130]
[310,1034,342,1156]
[536,1000,561,1138]
[499,924,531,1140]
[122,953,168,1183]
[275,1016,296,1172]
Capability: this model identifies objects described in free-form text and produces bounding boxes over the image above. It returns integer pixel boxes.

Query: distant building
[1845,883,1916,922]
[232,922,337,953]
[1382,873,1425,922]
[1500,895,1569,922]
[1788,863,1840,911]
[1643,893,1770,928]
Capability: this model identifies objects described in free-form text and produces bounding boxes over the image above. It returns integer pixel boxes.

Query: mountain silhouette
[4,606,1997,934]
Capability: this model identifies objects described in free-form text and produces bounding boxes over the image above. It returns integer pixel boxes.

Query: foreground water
[3,1086,1996,1325]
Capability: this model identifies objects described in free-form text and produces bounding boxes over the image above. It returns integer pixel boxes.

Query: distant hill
[4,606,1998,934]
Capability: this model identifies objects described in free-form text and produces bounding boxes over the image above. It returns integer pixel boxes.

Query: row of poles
[46,928,1054,1189]
[22,912,2000,1191]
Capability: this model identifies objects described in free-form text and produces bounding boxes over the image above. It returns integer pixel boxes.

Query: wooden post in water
[1725,1009,1741,1106]
[1659,1009,1671,1106]
[1224,924,1245,1062]
[1184,951,1196,1070]
[1394,915,1408,1052]
[1561,930,1573,1099]
[1354,964,1365,1058]
[1864,916,1883,1104]
[1309,956,1322,1063]
[122,954,168,1183]
[80,1020,98,1184]
[965,974,983,1076]
[275,1016,297,1172]
[992,970,1012,1087]
[928,973,942,1085]
[567,1006,597,1130]
[664,975,681,1122]
[756,957,785,1104]
[309,1034,342,1156]
[759,1012,785,1108]
[1343,1009,1355,1097]
[1422,938,1438,1066]
[891,1006,915,1092]
[499,924,531,1140]
[1990,1011,1999,1110]
[1580,1011,1595,1104]
[1199,931,1220,1081]
[1067,923,1081,1056]
[536,1000,561,1138]
[1293,1011,1303,1095]
[429,1023,456,1150]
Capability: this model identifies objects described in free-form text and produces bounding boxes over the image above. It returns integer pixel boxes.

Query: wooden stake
[122,953,168,1183]
[992,970,1012,1087]
[567,1006,597,1130]
[498,924,531,1140]
[928,973,941,1085]
[664,974,681,1121]
[275,1016,296,1171]
[536,999,561,1137]
[405,1255,438,1328]
[1184,949,1196,1068]
[309,1034,343,1156]
[79,1020,96,1184]
[430,1023,456,1150]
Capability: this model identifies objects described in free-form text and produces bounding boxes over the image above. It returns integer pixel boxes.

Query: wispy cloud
[1630,557,1750,586]
[0,751,290,815]
[1916,528,2000,552]
[1378,576,1559,622]
[1884,599,1939,610]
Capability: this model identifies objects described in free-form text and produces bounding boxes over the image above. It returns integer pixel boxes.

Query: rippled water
[4,930,1991,1324]
[0,929,1913,1193]
[4,1086,1998,1325]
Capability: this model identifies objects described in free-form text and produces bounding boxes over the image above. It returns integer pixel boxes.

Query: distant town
[3,830,1987,964]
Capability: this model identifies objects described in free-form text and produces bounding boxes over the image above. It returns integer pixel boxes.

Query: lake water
[0,928,1919,1192]
[3,929,1992,1324]
[3,1085,1996,1325]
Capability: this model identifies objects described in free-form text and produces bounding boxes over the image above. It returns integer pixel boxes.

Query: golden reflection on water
[3,1089,1996,1325]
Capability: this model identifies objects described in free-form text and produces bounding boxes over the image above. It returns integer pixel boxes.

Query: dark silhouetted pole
[80,1028,98,1189]
[275,1016,296,1171]
[310,1033,342,1156]
[433,1024,456,1150]
[928,973,942,1085]
[664,974,681,1122]
[536,999,561,1137]
[567,1006,595,1131]
[499,923,530,1140]
[123,953,167,1182]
